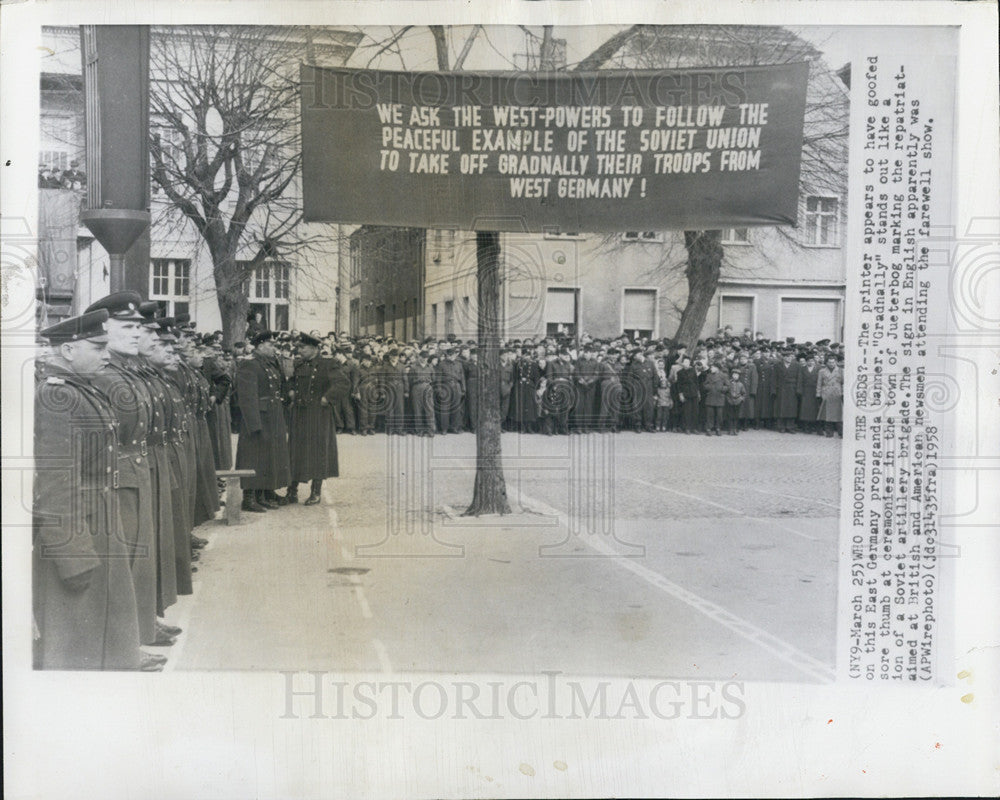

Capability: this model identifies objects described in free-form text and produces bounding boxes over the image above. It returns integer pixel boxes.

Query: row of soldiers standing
[33,291,234,671]
[292,339,844,438]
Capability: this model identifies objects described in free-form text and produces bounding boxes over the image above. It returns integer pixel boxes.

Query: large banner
[301,63,809,232]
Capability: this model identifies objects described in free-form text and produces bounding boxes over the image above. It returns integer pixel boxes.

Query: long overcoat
[132,359,178,614]
[774,359,801,418]
[287,355,340,482]
[512,357,542,424]
[235,355,291,490]
[816,365,844,422]
[90,353,157,644]
[33,364,141,670]
[797,364,821,421]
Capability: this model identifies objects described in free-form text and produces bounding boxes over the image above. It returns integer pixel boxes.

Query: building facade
[38,26,360,335]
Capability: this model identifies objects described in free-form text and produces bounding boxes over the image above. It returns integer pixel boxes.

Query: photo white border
[3,2,997,797]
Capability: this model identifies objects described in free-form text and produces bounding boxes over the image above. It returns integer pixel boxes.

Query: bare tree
[582,25,850,346]
[148,25,360,344]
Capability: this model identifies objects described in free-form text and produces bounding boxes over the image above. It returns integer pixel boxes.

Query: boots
[257,489,280,510]
[285,483,299,504]
[304,479,323,506]
[266,488,289,506]
[242,489,267,513]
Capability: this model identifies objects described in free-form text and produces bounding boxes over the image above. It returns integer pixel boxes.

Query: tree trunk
[464,231,511,516]
[673,230,724,349]
[213,252,250,347]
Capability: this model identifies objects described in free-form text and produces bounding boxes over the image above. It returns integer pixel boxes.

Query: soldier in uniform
[235,331,291,512]
[380,348,408,435]
[511,348,542,433]
[33,310,144,670]
[83,292,162,664]
[542,347,574,435]
[327,347,360,434]
[134,304,179,630]
[408,349,436,436]
[461,345,479,432]
[499,348,515,431]
[202,334,234,470]
[145,319,195,597]
[434,345,466,434]
[571,346,600,433]
[355,354,377,435]
[597,349,624,433]
[624,348,658,432]
[774,349,801,433]
[286,334,340,505]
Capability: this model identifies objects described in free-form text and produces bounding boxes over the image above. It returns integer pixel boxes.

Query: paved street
[163,430,841,682]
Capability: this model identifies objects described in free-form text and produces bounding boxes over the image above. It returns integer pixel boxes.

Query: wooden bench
[216,469,256,525]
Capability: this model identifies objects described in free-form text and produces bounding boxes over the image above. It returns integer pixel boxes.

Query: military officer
[379,348,408,435]
[33,310,145,670]
[83,292,161,662]
[134,303,179,628]
[542,347,574,435]
[461,345,479,432]
[286,333,340,505]
[327,347,360,434]
[434,345,466,434]
[234,331,291,511]
[408,349,436,436]
[571,346,600,433]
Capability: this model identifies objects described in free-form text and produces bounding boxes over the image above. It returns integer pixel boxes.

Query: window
[780,298,841,343]
[350,240,361,285]
[431,303,438,337]
[722,228,750,244]
[150,123,186,194]
[149,258,191,316]
[430,229,455,262]
[543,230,585,240]
[719,295,755,334]
[803,196,840,246]
[444,300,454,336]
[623,288,656,340]
[40,114,76,172]
[349,299,360,336]
[622,231,664,243]
[239,259,291,330]
[544,288,579,337]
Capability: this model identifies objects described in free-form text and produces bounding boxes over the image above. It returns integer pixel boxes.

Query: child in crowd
[725,369,747,436]
[655,378,673,431]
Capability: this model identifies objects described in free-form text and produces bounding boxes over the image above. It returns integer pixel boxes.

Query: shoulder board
[46,376,66,385]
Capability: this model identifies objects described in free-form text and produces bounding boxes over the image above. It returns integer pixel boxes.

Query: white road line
[349,574,374,619]
[628,477,819,541]
[372,638,393,674]
[707,482,840,511]
[511,487,836,683]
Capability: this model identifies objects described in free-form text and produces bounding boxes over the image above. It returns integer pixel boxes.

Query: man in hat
[33,310,145,670]
[380,348,408,434]
[326,346,360,434]
[134,303,180,633]
[542,347,574,435]
[571,347,600,433]
[83,291,163,663]
[435,345,466,434]
[144,319,197,600]
[460,345,479,432]
[624,347,658,432]
[285,334,340,505]
[408,349,436,436]
[774,348,801,433]
[234,331,292,511]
